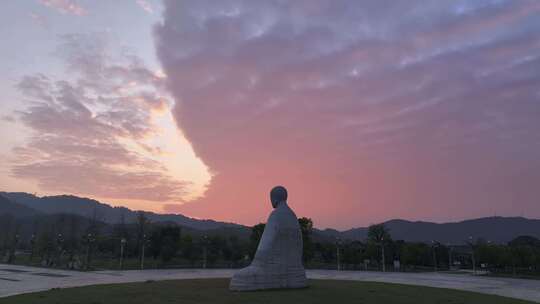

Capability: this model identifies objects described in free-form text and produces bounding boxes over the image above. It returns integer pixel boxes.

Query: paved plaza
[0,264,539,302]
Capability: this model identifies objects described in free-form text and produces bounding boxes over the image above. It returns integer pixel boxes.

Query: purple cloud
[155,0,540,228]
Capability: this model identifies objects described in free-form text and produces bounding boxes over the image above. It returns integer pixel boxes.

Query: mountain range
[318,217,540,244]
[0,192,241,231]
[1,191,539,244]
[0,194,39,218]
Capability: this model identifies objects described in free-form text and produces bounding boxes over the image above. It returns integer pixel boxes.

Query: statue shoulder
[271,203,299,227]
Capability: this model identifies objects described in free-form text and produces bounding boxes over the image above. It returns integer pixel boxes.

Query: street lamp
[85,233,95,270]
[446,242,452,270]
[335,238,342,271]
[9,234,19,263]
[57,233,64,266]
[381,236,386,272]
[202,235,209,269]
[140,234,147,270]
[431,240,439,272]
[29,234,35,262]
[120,238,127,270]
[467,236,476,275]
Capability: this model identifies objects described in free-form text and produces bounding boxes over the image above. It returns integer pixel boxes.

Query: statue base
[229,265,307,291]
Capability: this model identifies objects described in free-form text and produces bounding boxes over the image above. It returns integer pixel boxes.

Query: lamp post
[29,234,35,262]
[9,234,19,263]
[381,236,386,272]
[431,240,439,272]
[140,234,147,270]
[57,233,64,266]
[335,238,341,271]
[202,235,209,269]
[468,236,476,275]
[446,243,452,270]
[120,238,126,270]
[85,233,95,270]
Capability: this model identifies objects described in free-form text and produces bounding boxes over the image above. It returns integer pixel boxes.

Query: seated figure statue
[230,186,307,291]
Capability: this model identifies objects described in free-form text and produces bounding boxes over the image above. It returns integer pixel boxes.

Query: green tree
[180,235,197,265]
[400,242,430,268]
[36,230,54,265]
[227,236,244,265]
[342,241,365,267]
[367,224,391,244]
[135,212,149,260]
[298,217,314,263]
[508,236,538,270]
[148,225,181,262]
[249,223,266,258]
[160,226,181,262]
[314,241,336,264]
[367,223,392,271]
[207,236,224,265]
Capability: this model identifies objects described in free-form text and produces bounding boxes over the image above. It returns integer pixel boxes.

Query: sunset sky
[1,0,540,229]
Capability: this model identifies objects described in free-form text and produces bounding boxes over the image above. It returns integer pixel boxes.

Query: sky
[1,0,540,229]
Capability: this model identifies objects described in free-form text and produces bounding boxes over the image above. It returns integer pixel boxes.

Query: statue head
[270,185,287,208]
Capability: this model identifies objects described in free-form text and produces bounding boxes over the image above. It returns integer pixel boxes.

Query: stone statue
[230,186,307,291]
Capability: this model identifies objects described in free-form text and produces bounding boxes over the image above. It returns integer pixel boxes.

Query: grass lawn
[0,279,533,304]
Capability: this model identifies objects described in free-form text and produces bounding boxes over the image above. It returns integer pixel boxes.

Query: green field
[0,279,533,304]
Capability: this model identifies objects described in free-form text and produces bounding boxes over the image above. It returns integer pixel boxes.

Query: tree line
[1,212,540,276]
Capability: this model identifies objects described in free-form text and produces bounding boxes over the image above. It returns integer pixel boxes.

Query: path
[0,264,538,302]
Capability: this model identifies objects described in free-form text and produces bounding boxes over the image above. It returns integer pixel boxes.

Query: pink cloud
[39,0,86,16]
[155,0,540,228]
[11,33,188,203]
[136,0,154,14]
[29,12,49,28]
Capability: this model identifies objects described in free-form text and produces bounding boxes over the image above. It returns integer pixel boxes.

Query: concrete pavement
[308,269,540,302]
[0,264,539,302]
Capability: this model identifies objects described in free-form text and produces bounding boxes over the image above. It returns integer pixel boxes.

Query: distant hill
[318,217,540,244]
[2,191,539,244]
[0,192,242,231]
[0,194,40,218]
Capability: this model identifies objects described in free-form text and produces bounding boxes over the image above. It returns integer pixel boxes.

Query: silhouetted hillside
[0,194,40,218]
[2,192,539,244]
[1,192,242,231]
[321,217,540,244]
